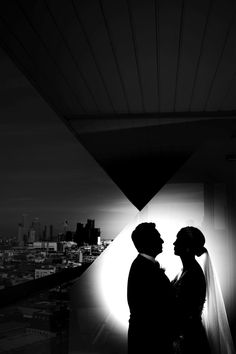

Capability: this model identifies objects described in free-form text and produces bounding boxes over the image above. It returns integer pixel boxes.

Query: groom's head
[131,222,164,257]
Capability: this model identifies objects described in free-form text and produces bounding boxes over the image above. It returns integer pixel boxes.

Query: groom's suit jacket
[127,254,174,353]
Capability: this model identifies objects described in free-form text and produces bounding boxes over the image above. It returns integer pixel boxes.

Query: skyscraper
[63,220,69,234]
[22,213,29,239]
[43,225,47,241]
[32,217,41,242]
[85,219,100,245]
[74,222,85,246]
[50,225,53,241]
[28,228,36,243]
[17,223,24,246]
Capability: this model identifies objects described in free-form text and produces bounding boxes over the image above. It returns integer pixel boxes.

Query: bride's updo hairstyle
[177,226,207,257]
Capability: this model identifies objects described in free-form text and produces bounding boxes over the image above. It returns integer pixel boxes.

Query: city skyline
[0,213,107,240]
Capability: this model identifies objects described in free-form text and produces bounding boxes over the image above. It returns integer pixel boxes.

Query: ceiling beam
[65,110,236,121]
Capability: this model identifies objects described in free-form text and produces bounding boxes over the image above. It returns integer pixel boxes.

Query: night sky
[0,48,137,239]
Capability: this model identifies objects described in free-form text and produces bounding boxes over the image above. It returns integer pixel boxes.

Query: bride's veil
[201,251,236,354]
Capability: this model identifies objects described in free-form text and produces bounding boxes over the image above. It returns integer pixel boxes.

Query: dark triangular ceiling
[68,117,236,209]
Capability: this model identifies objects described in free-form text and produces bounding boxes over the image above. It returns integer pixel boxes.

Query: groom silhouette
[127,223,174,353]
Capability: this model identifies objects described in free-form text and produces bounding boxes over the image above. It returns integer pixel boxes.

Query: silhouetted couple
[127,223,210,354]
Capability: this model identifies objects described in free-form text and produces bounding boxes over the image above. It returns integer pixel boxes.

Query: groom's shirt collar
[139,253,156,263]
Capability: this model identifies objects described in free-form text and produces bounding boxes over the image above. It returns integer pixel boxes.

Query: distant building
[41,224,54,242]
[65,230,73,241]
[35,266,56,279]
[31,217,41,241]
[32,242,57,252]
[102,239,113,246]
[74,219,100,246]
[74,223,85,246]
[42,225,48,241]
[17,223,24,247]
[78,250,83,263]
[59,241,77,252]
[49,225,53,241]
[63,220,69,234]
[17,214,29,245]
[28,228,36,243]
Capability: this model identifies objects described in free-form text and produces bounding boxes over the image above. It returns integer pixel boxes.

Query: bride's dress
[172,259,210,354]
[172,253,236,354]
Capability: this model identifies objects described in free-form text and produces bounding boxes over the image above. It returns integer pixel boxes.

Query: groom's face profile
[148,228,164,257]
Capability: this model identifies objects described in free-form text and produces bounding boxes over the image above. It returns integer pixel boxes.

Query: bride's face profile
[173,233,191,256]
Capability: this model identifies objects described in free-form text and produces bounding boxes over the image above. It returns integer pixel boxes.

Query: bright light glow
[70,183,236,353]
[93,184,206,332]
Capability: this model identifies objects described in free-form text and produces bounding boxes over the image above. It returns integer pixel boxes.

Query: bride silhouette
[172,226,235,354]
[172,226,210,353]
